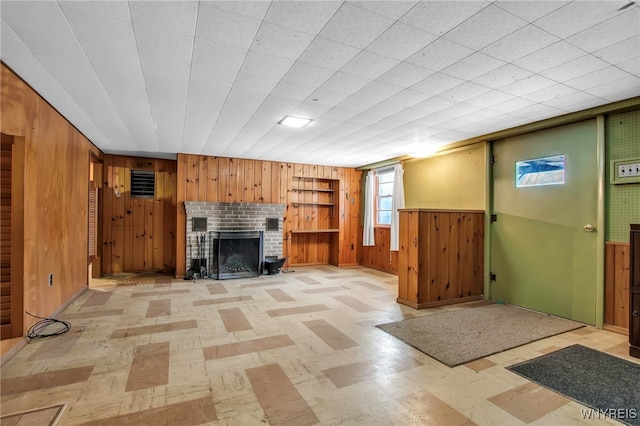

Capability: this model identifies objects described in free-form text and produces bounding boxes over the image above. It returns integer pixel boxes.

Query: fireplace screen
[210,231,263,280]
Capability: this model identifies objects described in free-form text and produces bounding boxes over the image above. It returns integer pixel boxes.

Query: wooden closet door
[1,134,24,340]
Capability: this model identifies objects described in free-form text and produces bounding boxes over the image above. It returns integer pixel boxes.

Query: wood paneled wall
[605,242,630,331]
[175,154,361,276]
[101,155,177,275]
[1,63,102,352]
[359,227,398,274]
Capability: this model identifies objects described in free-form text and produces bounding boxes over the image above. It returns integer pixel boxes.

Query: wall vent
[131,170,155,198]
[266,218,279,231]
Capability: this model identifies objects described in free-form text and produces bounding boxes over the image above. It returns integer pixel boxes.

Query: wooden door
[1,133,24,340]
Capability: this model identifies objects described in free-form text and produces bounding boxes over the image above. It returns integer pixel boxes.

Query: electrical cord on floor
[25,311,71,339]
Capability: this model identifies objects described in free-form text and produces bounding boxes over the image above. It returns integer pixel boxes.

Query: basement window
[130,170,155,198]
[516,155,565,188]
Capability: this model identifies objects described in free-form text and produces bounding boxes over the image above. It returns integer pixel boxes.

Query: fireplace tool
[200,233,207,279]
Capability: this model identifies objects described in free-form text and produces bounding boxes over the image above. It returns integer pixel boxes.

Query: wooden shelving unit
[289,176,340,266]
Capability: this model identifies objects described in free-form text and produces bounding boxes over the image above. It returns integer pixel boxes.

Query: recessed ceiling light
[279,116,312,128]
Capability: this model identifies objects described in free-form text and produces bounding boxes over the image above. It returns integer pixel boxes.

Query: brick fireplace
[184,202,286,277]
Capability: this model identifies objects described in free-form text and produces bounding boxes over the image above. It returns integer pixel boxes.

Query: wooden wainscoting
[359,226,398,274]
[605,242,630,333]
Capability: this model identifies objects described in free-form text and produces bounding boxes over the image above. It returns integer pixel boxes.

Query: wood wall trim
[605,241,630,331]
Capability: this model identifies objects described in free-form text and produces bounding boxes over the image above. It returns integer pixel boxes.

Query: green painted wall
[403,143,486,210]
[605,109,640,243]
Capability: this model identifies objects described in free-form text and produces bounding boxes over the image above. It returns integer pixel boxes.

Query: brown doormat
[376,303,584,367]
[0,404,65,426]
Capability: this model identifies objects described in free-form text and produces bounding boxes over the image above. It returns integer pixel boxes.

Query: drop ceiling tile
[444,5,528,50]
[534,1,630,38]
[134,25,194,62]
[232,70,280,96]
[522,84,579,103]
[337,81,404,110]
[411,73,465,96]
[298,37,361,70]
[321,105,362,122]
[306,86,353,107]
[513,41,585,73]
[269,80,317,102]
[492,1,569,23]
[366,22,438,61]
[196,4,261,49]
[482,25,560,63]
[564,66,631,91]
[207,1,270,20]
[348,1,418,20]
[321,72,372,96]
[405,38,475,71]
[472,64,533,89]
[490,97,536,114]
[466,90,516,108]
[500,74,557,96]
[289,101,334,119]
[439,82,492,102]
[377,62,434,89]
[385,89,430,107]
[139,53,190,80]
[263,1,341,34]
[57,0,131,22]
[129,1,197,36]
[540,54,610,83]
[618,57,640,75]
[441,52,506,81]
[567,9,640,53]
[594,36,639,65]
[543,91,604,111]
[400,1,488,36]
[341,50,400,80]
[282,62,335,88]
[510,103,566,121]
[181,87,229,152]
[319,2,395,49]
[191,38,247,73]
[586,76,640,100]
[252,22,316,60]
[241,50,295,79]
[410,96,458,116]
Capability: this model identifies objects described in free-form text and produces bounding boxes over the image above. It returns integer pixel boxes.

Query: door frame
[483,116,606,328]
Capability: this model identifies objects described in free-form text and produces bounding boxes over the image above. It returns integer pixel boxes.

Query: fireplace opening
[210,231,264,280]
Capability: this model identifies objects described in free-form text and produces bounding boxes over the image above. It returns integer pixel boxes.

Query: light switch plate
[610,156,640,184]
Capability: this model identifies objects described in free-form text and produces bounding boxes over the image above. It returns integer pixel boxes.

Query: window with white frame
[375,169,394,226]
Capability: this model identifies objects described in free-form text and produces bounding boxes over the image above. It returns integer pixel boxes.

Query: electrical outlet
[618,163,640,177]
[48,273,53,287]
[306,215,311,221]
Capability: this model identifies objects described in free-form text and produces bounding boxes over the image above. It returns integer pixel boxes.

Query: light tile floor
[0,266,636,425]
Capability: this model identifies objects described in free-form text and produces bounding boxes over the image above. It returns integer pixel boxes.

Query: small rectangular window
[516,155,565,188]
[375,169,394,226]
[131,170,155,198]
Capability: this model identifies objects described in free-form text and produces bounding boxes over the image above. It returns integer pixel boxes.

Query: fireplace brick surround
[184,201,286,274]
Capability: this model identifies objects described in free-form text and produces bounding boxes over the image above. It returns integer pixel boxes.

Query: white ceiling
[1,0,639,168]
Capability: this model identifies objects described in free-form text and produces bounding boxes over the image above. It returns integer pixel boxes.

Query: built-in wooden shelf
[291,229,339,234]
[291,188,334,192]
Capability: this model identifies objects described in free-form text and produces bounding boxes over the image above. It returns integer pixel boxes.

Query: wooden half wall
[1,63,102,352]
[175,155,361,276]
[605,242,630,332]
[101,155,177,275]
